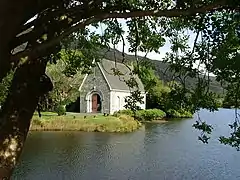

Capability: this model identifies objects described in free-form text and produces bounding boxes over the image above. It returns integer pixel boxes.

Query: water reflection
[13,109,240,180]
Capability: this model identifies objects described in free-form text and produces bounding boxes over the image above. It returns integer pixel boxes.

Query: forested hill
[99,48,224,94]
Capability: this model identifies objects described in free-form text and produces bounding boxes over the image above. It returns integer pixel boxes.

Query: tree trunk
[0,60,52,179]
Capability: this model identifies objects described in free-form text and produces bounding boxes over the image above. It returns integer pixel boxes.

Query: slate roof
[97,59,145,92]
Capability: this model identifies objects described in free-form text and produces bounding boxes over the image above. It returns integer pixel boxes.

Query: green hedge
[166,109,193,118]
[113,109,134,117]
[55,105,66,116]
[135,109,166,121]
[114,109,166,121]
[114,108,193,120]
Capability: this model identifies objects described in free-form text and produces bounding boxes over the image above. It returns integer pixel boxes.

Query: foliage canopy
[1,1,240,176]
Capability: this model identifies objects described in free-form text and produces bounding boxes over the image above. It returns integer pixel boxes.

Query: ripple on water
[13,109,240,180]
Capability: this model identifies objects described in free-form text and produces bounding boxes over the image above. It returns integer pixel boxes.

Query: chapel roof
[97,59,145,92]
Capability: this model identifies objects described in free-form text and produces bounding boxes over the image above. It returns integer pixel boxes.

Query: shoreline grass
[30,112,142,133]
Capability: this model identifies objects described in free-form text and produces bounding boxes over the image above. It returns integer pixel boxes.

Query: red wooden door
[92,94,98,113]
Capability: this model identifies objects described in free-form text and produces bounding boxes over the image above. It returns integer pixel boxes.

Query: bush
[135,109,166,121]
[113,109,166,121]
[113,109,134,117]
[31,118,43,126]
[55,105,66,116]
[166,109,193,118]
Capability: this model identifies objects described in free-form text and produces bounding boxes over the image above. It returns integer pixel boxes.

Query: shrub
[135,109,166,121]
[114,109,166,121]
[31,118,43,126]
[55,105,66,116]
[113,109,134,117]
[166,109,193,118]
[118,114,134,122]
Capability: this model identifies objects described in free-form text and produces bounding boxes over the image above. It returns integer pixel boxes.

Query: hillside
[99,48,224,94]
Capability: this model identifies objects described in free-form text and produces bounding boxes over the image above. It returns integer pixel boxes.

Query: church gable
[79,64,111,113]
[80,59,145,93]
[79,63,110,92]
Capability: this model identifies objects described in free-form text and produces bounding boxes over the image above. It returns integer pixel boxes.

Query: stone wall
[79,64,111,114]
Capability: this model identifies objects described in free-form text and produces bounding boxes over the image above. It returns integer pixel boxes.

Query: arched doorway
[91,93,102,113]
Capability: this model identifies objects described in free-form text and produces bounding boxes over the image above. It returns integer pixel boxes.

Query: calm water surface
[13,109,240,180]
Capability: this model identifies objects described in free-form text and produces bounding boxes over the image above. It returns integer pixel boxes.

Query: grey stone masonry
[79,64,111,114]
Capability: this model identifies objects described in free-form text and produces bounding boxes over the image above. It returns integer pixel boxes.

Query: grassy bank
[30,112,142,132]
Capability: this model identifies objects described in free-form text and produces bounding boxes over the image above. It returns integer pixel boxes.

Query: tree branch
[11,0,229,63]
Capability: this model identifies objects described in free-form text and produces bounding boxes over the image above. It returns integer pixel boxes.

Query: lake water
[13,109,240,180]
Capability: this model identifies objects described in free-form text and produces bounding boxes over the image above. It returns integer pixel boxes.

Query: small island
[30,107,193,133]
[30,112,142,133]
